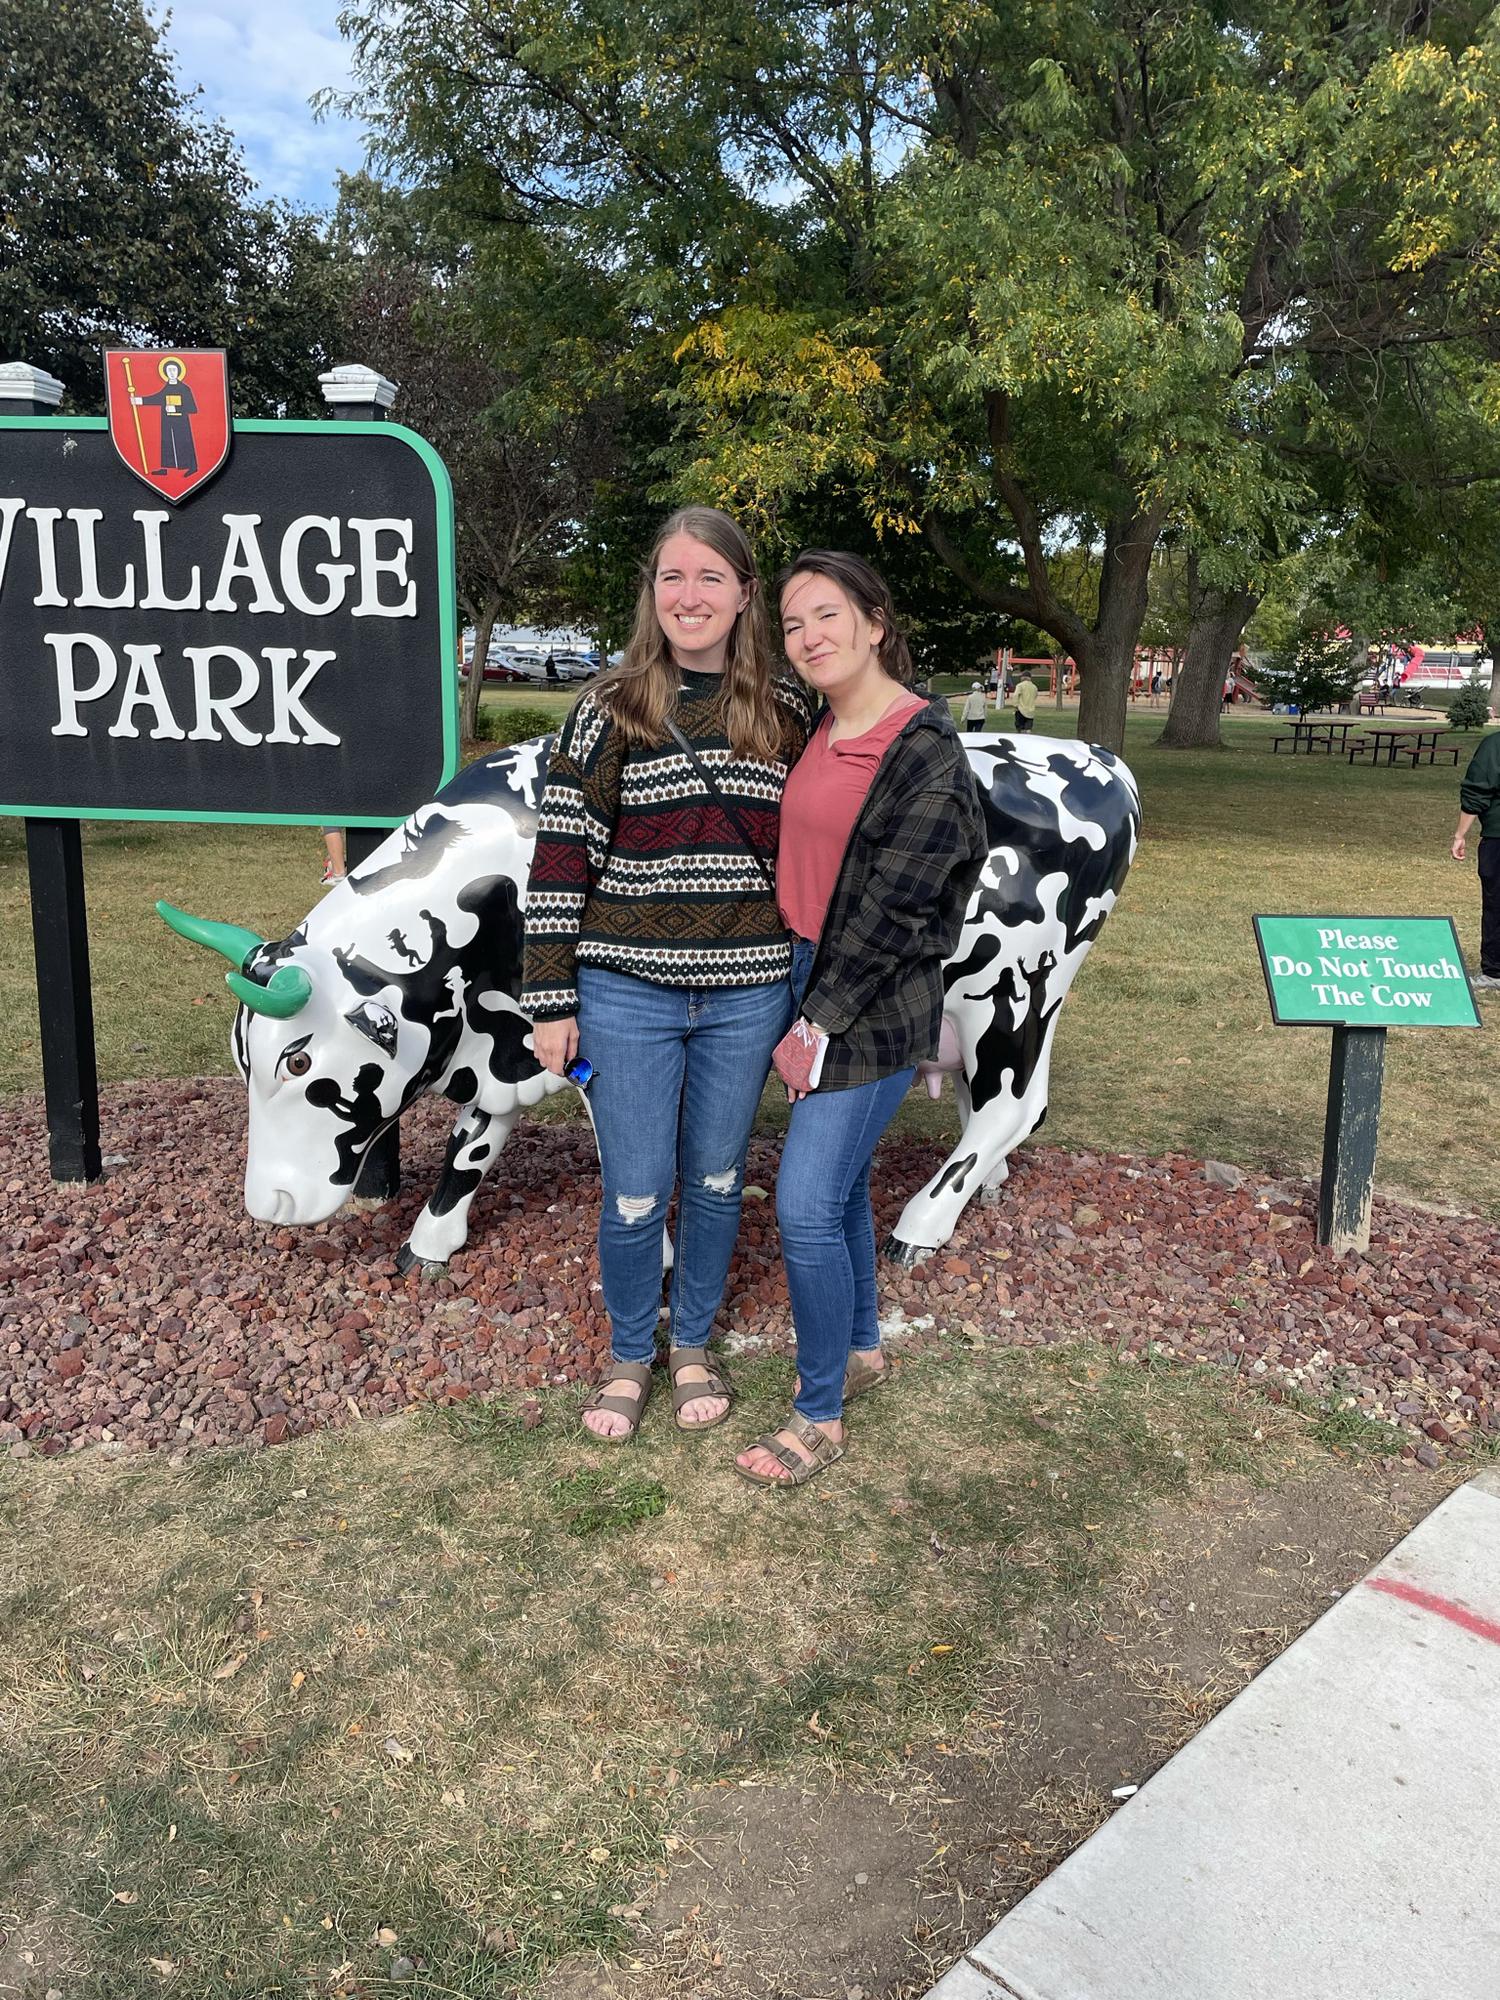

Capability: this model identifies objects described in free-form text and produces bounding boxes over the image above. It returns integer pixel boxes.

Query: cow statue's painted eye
[285,1050,313,1077]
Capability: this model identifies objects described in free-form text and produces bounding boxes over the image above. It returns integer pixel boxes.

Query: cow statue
[158,731,1138,1270]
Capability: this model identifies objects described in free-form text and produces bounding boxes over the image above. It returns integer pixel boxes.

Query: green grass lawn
[0,1340,1434,1999]
[1,701,1494,1214]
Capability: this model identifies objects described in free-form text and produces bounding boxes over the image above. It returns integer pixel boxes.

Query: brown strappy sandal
[793,1352,888,1409]
[733,1412,845,1487]
[580,1360,654,1443]
[843,1352,888,1403]
[668,1345,736,1432]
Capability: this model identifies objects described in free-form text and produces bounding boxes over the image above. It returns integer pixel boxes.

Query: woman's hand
[532,1016,580,1076]
[1452,832,1467,862]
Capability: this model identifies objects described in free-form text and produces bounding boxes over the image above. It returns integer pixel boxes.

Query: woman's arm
[521,699,617,1025]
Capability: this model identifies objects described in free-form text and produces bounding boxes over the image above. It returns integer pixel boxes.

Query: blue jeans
[577,964,792,1363]
[780,938,914,1423]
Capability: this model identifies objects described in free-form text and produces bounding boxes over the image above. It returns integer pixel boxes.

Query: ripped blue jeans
[576,964,791,1363]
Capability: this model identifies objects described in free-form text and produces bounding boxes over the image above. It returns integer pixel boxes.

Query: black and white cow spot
[431,738,553,837]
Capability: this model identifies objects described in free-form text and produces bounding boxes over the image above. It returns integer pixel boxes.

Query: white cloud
[153,0,370,209]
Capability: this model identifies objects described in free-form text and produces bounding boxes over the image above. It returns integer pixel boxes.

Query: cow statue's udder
[157,732,1137,1272]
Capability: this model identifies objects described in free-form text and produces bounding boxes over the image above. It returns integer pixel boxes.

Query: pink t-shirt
[778,693,926,942]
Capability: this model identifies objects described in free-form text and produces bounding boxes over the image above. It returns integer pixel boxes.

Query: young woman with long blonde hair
[522,507,814,1439]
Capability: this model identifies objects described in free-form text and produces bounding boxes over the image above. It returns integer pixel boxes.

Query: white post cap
[317,363,398,410]
[0,361,66,407]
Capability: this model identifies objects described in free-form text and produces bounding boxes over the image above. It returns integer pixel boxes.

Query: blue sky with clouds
[154,0,371,210]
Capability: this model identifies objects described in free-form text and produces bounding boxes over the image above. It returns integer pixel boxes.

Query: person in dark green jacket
[1452,726,1500,988]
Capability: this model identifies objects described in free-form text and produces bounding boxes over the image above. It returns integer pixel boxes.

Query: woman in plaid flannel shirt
[736,552,989,1487]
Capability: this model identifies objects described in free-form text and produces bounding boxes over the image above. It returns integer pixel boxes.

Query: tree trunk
[1158,561,1259,749]
[461,594,503,744]
[1075,512,1161,752]
[922,464,1162,754]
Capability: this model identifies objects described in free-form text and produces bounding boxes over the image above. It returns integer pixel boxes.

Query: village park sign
[0,353,458,1182]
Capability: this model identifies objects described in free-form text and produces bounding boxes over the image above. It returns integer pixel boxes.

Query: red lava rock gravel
[1,1080,1496,1464]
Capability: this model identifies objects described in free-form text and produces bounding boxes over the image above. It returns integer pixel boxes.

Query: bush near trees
[475,704,563,746]
[1448,676,1495,731]
[1255,632,1363,718]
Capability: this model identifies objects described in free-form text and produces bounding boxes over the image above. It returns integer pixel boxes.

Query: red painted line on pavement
[1365,1575,1500,1649]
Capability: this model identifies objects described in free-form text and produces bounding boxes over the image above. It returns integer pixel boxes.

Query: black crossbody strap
[664,719,779,897]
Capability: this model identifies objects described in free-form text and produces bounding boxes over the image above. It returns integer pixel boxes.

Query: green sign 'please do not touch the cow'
[1253,913,1480,1255]
[1253,915,1482,1031]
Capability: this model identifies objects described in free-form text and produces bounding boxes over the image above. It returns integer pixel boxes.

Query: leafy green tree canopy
[2,0,342,412]
[335,0,1500,748]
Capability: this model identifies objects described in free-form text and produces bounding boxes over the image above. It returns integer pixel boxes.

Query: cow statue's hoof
[882,1234,935,1269]
[395,1241,448,1278]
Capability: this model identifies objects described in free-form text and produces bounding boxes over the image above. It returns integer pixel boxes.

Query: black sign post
[1,363,102,1181]
[1,358,457,1190]
[1317,1025,1386,1254]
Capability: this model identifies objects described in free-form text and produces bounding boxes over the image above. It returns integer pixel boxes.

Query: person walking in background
[522,506,814,1440]
[734,551,988,1487]
[1453,725,1500,990]
[320,828,346,886]
[1013,672,1039,732]
[961,680,988,729]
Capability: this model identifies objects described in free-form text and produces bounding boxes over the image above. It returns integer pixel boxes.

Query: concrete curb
[925,1469,1500,2000]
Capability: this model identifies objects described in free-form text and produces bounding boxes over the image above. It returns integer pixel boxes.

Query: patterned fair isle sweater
[521,669,815,1020]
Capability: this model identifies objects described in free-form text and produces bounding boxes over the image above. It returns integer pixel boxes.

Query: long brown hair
[776,549,916,686]
[592,507,790,762]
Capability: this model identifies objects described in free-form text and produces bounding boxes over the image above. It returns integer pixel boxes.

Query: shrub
[1448,675,1494,731]
[1254,629,1362,716]
[475,704,560,746]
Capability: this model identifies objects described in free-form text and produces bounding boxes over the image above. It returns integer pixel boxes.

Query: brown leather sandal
[843,1352,888,1403]
[668,1345,736,1432]
[733,1412,845,1487]
[580,1360,653,1442]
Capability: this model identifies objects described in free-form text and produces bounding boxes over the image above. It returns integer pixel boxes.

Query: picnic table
[1270,718,1359,755]
[1347,725,1460,767]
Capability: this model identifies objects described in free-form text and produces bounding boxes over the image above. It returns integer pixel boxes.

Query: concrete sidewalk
[926,1469,1500,2000]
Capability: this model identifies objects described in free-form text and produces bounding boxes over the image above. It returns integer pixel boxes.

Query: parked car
[483,654,530,683]
[505,649,593,683]
[550,652,598,681]
[460,643,530,684]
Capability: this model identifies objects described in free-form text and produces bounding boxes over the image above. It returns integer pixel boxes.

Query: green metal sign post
[1253,916,1482,1253]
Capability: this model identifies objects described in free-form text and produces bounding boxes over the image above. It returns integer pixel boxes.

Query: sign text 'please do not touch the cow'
[1254,916,1481,1030]
[0,363,457,826]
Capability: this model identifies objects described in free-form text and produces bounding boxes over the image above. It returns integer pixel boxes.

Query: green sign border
[0,414,458,827]
[1253,913,1482,1030]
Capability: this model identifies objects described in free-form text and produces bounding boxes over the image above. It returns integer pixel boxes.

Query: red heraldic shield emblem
[104,348,232,504]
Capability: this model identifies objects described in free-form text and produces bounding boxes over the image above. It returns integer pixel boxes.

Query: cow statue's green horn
[156,901,267,970]
[225,966,313,1019]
